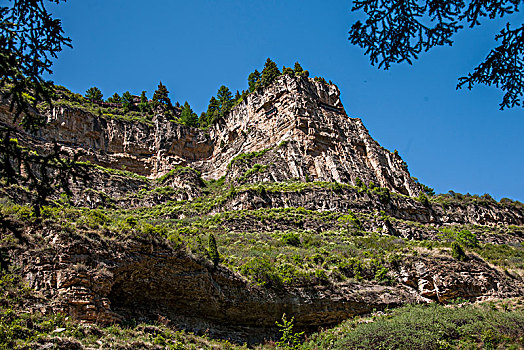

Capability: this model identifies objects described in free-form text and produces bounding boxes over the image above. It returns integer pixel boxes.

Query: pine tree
[348,0,523,109]
[201,96,220,127]
[234,90,241,101]
[107,92,121,104]
[85,87,103,101]
[122,91,133,112]
[248,69,261,92]
[140,91,147,104]
[152,81,172,107]
[293,62,309,77]
[139,91,149,112]
[261,58,281,87]
[180,101,199,127]
[293,62,304,74]
[216,85,233,116]
[212,109,220,124]
[208,233,219,266]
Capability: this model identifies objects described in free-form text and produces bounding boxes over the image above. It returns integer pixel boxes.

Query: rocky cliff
[201,75,419,196]
[0,75,420,196]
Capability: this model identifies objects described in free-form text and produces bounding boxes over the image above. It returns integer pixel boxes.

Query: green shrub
[456,229,479,248]
[417,192,430,206]
[473,243,524,270]
[337,212,362,231]
[227,147,272,169]
[226,184,237,199]
[281,232,301,247]
[452,242,468,261]
[337,258,364,280]
[421,184,435,196]
[240,163,268,183]
[304,304,524,350]
[309,253,324,265]
[313,269,328,283]
[152,186,176,196]
[355,177,366,190]
[374,266,390,283]
[141,223,168,237]
[125,216,138,228]
[439,228,479,249]
[373,187,391,204]
[277,263,307,285]
[330,182,344,194]
[84,209,110,229]
[254,184,267,196]
[156,166,201,183]
[240,257,282,288]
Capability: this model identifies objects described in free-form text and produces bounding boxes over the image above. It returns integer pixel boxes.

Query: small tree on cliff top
[261,58,281,87]
[294,62,304,74]
[293,61,309,77]
[139,91,149,112]
[282,66,294,76]
[153,81,172,107]
[217,85,233,116]
[107,92,122,104]
[180,101,198,127]
[121,91,133,111]
[248,69,261,92]
[85,87,103,101]
[200,96,220,127]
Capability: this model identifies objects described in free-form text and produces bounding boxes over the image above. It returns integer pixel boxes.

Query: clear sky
[46,1,523,201]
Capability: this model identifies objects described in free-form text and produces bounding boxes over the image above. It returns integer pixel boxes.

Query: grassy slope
[2,167,523,289]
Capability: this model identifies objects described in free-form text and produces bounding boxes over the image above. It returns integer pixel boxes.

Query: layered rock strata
[1,75,420,196]
[17,227,521,344]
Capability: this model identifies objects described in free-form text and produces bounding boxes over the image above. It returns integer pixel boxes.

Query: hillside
[0,73,523,348]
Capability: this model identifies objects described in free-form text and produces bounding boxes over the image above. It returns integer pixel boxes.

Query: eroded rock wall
[41,107,213,176]
[17,227,521,344]
[203,75,419,196]
[1,76,420,196]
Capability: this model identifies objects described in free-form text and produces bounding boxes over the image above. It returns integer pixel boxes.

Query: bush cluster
[304,303,524,350]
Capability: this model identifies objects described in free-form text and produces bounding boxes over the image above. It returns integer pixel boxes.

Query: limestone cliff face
[38,106,213,176]
[204,75,419,196]
[2,75,420,195]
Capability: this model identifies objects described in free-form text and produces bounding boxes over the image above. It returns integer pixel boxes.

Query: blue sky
[46,1,523,201]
